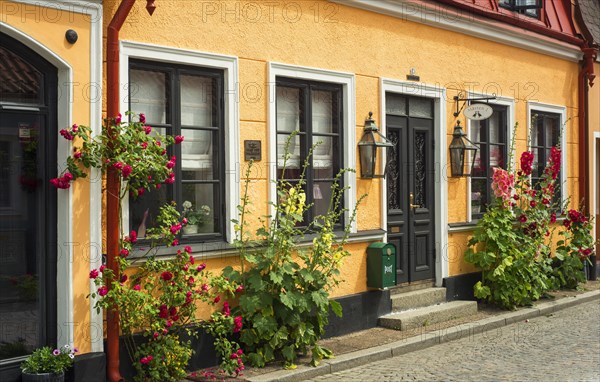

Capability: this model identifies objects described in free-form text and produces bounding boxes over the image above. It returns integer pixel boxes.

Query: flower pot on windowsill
[182,224,198,235]
[22,371,65,382]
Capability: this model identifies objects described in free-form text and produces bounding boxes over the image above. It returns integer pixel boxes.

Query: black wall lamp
[358,112,395,178]
[449,120,479,177]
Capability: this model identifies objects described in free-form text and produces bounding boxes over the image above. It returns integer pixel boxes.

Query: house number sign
[244,140,262,161]
[464,103,493,121]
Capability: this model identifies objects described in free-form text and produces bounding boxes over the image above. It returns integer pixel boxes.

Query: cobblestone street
[306,300,600,382]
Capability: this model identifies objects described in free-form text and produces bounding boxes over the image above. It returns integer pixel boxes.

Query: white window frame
[467,94,515,222]
[268,63,356,232]
[119,41,240,243]
[527,101,568,208]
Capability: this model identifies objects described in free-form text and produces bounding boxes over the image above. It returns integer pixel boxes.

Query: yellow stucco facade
[0,0,588,361]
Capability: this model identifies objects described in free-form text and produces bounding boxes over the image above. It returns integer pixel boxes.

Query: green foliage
[21,346,76,375]
[132,336,192,382]
[223,137,363,368]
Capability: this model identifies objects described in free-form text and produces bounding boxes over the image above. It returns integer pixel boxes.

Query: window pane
[470,120,482,143]
[181,129,213,175]
[488,113,502,143]
[277,133,300,170]
[180,75,213,127]
[489,145,505,169]
[314,181,334,217]
[471,178,487,215]
[545,117,559,147]
[0,46,43,104]
[313,135,332,172]
[130,185,170,239]
[472,144,486,177]
[181,183,220,234]
[386,93,406,115]
[312,90,335,134]
[408,97,432,118]
[130,69,168,125]
[277,87,300,132]
[532,147,545,177]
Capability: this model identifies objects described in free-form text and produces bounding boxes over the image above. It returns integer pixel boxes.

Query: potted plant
[21,345,77,382]
[181,200,211,234]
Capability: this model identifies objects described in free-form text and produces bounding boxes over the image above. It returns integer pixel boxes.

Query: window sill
[127,229,386,264]
[448,217,567,233]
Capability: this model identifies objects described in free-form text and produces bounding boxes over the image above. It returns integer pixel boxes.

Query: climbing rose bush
[54,112,243,381]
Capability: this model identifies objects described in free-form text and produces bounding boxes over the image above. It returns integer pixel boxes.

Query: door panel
[386,95,435,283]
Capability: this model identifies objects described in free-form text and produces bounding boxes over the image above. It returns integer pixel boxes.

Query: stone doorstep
[244,290,600,382]
[390,287,447,311]
[379,300,479,331]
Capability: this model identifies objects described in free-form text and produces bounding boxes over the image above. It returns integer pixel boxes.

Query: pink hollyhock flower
[133,284,141,291]
[153,332,159,339]
[137,187,145,196]
[140,357,149,365]
[120,274,128,283]
[115,113,122,124]
[223,301,231,317]
[188,276,195,285]
[214,296,221,304]
[99,264,106,272]
[550,212,557,224]
[60,129,74,140]
[119,248,129,257]
[89,269,99,279]
[113,162,123,170]
[129,230,137,243]
[73,151,82,159]
[542,198,550,205]
[98,286,108,297]
[171,239,179,246]
[175,135,184,144]
[491,168,514,203]
[144,125,151,135]
[182,217,188,224]
[189,255,195,264]
[161,272,173,281]
[197,264,206,272]
[185,246,192,254]
[139,113,146,123]
[71,124,79,133]
[235,285,244,293]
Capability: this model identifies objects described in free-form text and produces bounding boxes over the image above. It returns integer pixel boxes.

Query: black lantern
[449,120,479,177]
[358,112,395,178]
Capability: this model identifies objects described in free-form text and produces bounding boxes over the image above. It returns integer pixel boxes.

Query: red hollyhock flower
[139,113,146,123]
[122,165,133,178]
[233,316,243,333]
[519,215,527,223]
[530,200,537,208]
[73,151,82,159]
[161,271,173,281]
[550,212,557,224]
[175,135,184,144]
[89,269,99,279]
[520,151,534,176]
[214,296,221,304]
[98,286,108,297]
[133,284,141,291]
[119,248,129,257]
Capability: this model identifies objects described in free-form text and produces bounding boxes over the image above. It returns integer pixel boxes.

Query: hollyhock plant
[467,121,595,309]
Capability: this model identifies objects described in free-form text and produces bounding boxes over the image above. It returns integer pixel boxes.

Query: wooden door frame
[380,79,448,287]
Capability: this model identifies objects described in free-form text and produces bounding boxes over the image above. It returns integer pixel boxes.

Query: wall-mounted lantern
[449,120,479,177]
[358,112,395,178]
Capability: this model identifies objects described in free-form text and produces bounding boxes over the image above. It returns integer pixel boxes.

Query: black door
[0,34,57,380]
[386,94,435,283]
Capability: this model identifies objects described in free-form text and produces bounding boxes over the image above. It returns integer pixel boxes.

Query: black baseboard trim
[443,272,481,301]
[324,289,391,338]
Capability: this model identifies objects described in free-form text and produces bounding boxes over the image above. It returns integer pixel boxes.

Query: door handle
[409,192,421,209]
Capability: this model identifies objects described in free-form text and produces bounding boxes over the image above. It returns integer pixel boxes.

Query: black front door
[386,94,435,283]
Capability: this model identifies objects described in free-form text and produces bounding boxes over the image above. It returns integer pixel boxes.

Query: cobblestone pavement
[306,300,600,382]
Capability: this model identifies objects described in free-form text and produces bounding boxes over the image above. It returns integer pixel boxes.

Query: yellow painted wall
[2,1,94,352]
[590,61,600,264]
[103,1,581,285]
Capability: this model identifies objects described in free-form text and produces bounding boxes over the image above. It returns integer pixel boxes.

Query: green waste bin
[366,242,396,289]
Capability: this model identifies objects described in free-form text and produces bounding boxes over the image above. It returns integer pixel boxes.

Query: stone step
[379,300,478,331]
[389,280,435,295]
[391,287,447,312]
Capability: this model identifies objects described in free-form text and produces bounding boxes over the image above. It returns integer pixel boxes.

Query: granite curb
[246,289,600,382]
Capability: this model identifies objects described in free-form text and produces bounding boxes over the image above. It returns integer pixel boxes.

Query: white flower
[63,344,70,350]
[69,354,75,359]
[182,200,192,210]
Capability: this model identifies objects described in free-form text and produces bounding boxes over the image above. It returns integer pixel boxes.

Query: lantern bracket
[453,92,497,117]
